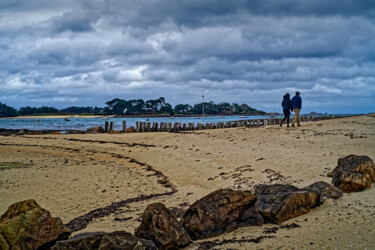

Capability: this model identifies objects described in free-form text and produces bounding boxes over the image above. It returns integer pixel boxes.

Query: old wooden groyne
[104,115,352,133]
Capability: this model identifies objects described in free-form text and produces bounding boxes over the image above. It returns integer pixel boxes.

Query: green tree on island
[0,103,18,117]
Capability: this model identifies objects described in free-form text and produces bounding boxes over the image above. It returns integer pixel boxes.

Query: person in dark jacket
[291,91,302,127]
[280,93,292,127]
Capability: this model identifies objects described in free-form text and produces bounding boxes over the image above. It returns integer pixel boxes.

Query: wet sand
[0,115,374,249]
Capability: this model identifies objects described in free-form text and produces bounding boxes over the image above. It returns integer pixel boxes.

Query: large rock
[254,184,320,224]
[86,126,105,134]
[0,199,71,250]
[135,203,191,249]
[303,181,343,203]
[332,155,375,192]
[53,231,157,250]
[180,189,258,240]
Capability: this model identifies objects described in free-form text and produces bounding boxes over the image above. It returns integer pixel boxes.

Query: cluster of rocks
[1,154,373,249]
[0,182,343,250]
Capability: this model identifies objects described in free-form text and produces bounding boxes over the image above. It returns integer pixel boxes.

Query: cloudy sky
[1,0,375,113]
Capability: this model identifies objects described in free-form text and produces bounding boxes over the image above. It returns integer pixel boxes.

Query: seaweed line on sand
[66,190,177,232]
[22,136,156,148]
[196,236,276,249]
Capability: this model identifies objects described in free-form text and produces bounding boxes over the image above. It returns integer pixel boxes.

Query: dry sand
[0,115,374,249]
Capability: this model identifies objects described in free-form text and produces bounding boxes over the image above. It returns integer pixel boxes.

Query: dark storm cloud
[0,0,375,113]
[244,0,375,17]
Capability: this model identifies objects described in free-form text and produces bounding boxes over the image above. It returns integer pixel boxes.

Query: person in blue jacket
[280,93,292,127]
[291,91,302,127]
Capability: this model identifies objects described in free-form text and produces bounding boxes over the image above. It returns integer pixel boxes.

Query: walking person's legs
[296,109,301,126]
[286,114,290,127]
[292,109,300,127]
[280,116,287,126]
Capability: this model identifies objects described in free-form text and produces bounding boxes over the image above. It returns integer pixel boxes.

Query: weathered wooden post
[160,122,164,132]
[136,122,140,132]
[109,121,114,131]
[168,122,172,132]
[105,121,109,132]
[122,121,126,132]
[142,122,146,132]
[155,122,159,132]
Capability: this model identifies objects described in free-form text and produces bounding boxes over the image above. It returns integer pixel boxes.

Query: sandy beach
[0,115,374,249]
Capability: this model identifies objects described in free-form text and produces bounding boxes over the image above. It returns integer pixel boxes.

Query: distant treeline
[104,97,265,115]
[18,106,103,115]
[0,102,103,117]
[0,97,266,117]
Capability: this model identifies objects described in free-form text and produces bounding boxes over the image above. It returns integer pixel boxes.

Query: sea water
[0,114,347,131]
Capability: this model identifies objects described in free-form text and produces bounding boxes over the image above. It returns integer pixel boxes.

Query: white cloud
[0,0,374,113]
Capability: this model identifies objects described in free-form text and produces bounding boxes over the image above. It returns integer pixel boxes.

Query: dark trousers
[281,115,290,125]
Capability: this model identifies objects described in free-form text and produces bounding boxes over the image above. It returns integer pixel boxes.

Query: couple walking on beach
[280,91,302,128]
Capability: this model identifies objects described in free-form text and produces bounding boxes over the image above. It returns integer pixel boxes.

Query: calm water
[0,114,349,131]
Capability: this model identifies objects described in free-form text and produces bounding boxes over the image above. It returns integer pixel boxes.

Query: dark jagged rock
[180,189,258,240]
[254,184,300,196]
[53,231,157,250]
[0,199,71,250]
[238,206,264,227]
[303,181,343,203]
[331,155,375,192]
[254,184,320,224]
[86,126,105,134]
[135,203,191,249]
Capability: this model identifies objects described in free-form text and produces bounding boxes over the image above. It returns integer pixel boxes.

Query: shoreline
[1,113,268,119]
[1,112,366,120]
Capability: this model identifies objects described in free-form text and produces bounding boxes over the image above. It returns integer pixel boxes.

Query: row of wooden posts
[102,115,344,133]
